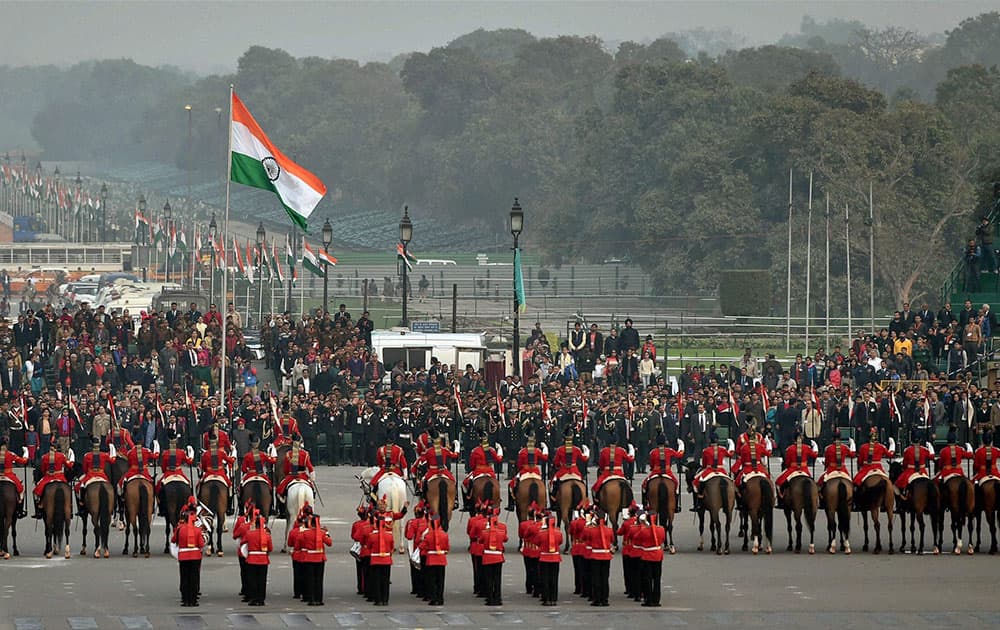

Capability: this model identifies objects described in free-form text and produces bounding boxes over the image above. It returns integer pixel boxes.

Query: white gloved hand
[186,445,195,461]
[581,445,590,459]
[109,444,118,459]
[67,448,76,464]
[540,442,549,457]
[21,447,28,459]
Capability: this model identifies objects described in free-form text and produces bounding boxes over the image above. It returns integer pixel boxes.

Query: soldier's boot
[506,488,515,512]
[16,497,26,519]
[675,491,682,513]
[689,493,701,513]
[775,487,785,510]
[76,495,88,518]
[33,496,43,519]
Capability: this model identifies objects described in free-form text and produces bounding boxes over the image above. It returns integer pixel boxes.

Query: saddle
[698,471,730,485]
[518,472,543,482]
[905,472,931,485]
[937,472,967,485]
[78,477,110,492]
[240,474,272,488]
[426,472,454,485]
[976,475,1000,486]
[820,471,852,484]
[199,474,230,487]
[553,472,583,483]
[286,479,314,493]
[159,473,191,487]
[122,473,151,487]
[858,469,889,485]
[596,474,628,491]
[469,472,497,483]
[741,471,769,484]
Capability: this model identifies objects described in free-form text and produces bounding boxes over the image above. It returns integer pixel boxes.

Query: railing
[940,195,1000,304]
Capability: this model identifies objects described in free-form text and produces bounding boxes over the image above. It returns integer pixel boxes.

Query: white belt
[636,546,661,551]
[304,549,325,554]
[427,550,447,555]
[592,549,610,554]
[372,552,391,557]
[483,549,503,555]
[248,551,269,556]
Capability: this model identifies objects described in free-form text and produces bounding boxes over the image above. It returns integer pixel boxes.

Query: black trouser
[574,555,588,596]
[293,559,303,598]
[361,557,372,599]
[305,562,325,603]
[472,554,483,595]
[523,556,537,594]
[178,559,201,605]
[238,555,247,596]
[410,560,422,596]
[370,564,390,604]
[246,563,268,603]
[425,564,445,604]
[623,554,635,597]
[355,558,364,594]
[481,561,503,604]
[538,560,559,603]
[351,437,363,465]
[641,559,661,605]
[590,559,610,604]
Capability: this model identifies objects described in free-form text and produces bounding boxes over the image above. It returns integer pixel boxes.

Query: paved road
[2,466,998,629]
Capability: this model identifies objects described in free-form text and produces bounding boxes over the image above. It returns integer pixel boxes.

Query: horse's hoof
[844,546,851,556]
[80,549,86,556]
[2,552,9,560]
[144,552,150,559]
[954,547,961,555]
[11,550,17,557]
[786,545,793,552]
[132,552,138,558]
[94,551,100,559]
[716,548,722,556]
[862,544,869,552]
[968,545,974,556]
[45,552,52,559]
[697,543,704,551]
[828,546,836,554]
[217,551,223,558]
[932,547,940,556]
[765,546,772,555]
[808,544,815,555]
[669,546,676,555]
[724,548,730,555]
[64,552,71,560]
[103,550,110,559]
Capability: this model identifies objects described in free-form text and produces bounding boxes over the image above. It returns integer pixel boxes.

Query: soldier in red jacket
[33,442,72,518]
[172,509,204,606]
[240,435,276,489]
[974,431,1000,484]
[519,504,542,596]
[419,513,450,606]
[895,431,934,496]
[854,428,894,487]
[617,502,640,600]
[243,513,273,606]
[585,509,614,606]
[463,432,502,511]
[550,429,589,504]
[632,512,665,607]
[201,423,232,453]
[818,430,855,498]
[592,434,634,496]
[775,432,817,507]
[370,433,408,495]
[415,431,458,498]
[535,514,563,605]
[936,426,972,482]
[479,509,508,606]
[366,514,396,606]
[569,502,589,597]
[0,438,29,518]
[691,432,731,512]
[121,442,155,491]
[467,500,488,597]
[350,504,374,597]
[508,430,548,512]
[732,430,771,491]
[75,437,112,516]
[404,502,428,599]
[276,436,315,516]
[293,505,332,605]
[232,500,255,602]
[643,433,683,509]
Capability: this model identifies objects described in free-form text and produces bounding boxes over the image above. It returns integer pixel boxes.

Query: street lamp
[74,171,82,242]
[53,166,60,236]
[209,212,218,306]
[100,183,108,242]
[399,206,412,327]
[34,162,42,226]
[510,198,524,376]
[321,217,333,314]
[163,201,172,282]
[256,221,266,326]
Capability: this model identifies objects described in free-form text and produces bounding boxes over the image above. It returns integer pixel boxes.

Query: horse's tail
[718,476,731,515]
[761,479,774,540]
[528,479,540,509]
[138,482,150,533]
[53,485,67,546]
[657,479,670,531]
[958,479,969,516]
[927,478,940,513]
[836,480,850,529]
[209,481,220,523]
[98,484,111,537]
[437,479,449,533]
[570,482,583,524]
[484,479,495,505]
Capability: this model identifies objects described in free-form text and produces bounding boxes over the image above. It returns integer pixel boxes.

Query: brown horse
[938,475,975,555]
[683,463,735,555]
[595,479,633,550]
[42,481,72,559]
[975,478,1000,554]
[424,475,456,532]
[123,478,153,557]
[515,475,547,525]
[239,479,273,519]
[80,480,113,558]
[0,481,20,559]
[198,478,230,556]
[821,477,853,554]
[855,475,895,554]
[554,478,586,553]
[644,476,677,553]
[739,475,774,554]
[889,462,940,555]
[160,480,193,554]
[110,456,129,529]
[782,475,818,554]
[470,475,500,511]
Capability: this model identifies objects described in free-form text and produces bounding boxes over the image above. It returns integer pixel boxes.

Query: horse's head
[888,461,902,481]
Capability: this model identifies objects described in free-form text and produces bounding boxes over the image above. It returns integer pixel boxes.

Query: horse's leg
[827,508,837,554]
[697,508,705,551]
[11,517,17,556]
[861,510,870,552]
[784,508,793,551]
[916,511,925,555]
[80,513,89,556]
[989,506,998,555]
[217,513,224,557]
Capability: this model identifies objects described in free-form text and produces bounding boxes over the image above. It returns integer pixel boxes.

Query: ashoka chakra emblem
[262,156,280,181]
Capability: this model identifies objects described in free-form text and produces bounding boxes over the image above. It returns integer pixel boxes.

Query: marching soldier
[172,504,204,607]
[633,512,665,607]
[585,508,614,607]
[419,513,450,606]
[479,506,508,606]
[570,501,590,597]
[535,513,563,606]
[292,504,332,605]
[243,510,273,606]
[366,509,396,606]
[519,504,541,596]
[467,500,487,597]
[350,504,373,597]
[618,502,640,600]
[232,499,255,602]
[404,502,428,599]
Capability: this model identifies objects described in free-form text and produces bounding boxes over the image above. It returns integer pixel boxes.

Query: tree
[722,46,840,90]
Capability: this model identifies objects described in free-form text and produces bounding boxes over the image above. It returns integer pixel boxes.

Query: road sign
[411,320,440,333]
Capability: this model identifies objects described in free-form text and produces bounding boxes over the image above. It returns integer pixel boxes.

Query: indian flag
[229,91,327,231]
[234,237,252,284]
[271,243,284,284]
[301,239,324,277]
[396,243,417,271]
[318,248,337,266]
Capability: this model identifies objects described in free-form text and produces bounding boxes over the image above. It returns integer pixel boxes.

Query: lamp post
[100,183,108,242]
[164,201,172,282]
[256,221,266,326]
[321,218,333,314]
[399,206,412,328]
[75,171,82,242]
[209,213,217,306]
[34,161,42,225]
[510,198,524,376]
[138,194,148,280]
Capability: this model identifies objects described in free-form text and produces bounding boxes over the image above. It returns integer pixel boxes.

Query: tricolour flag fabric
[234,237,252,284]
[318,248,337,266]
[229,91,327,231]
[301,239,324,277]
[271,243,284,284]
[396,243,417,271]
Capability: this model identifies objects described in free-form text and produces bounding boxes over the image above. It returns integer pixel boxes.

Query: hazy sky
[4,0,1000,72]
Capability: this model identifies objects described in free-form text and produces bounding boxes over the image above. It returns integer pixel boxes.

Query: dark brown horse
[684,462,735,555]
[199,478,230,556]
[424,475,456,532]
[821,477,853,554]
[855,475,895,554]
[80,480,113,558]
[595,479,633,551]
[0,481,20,559]
[554,478,586,553]
[110,456,129,530]
[239,479,273,519]
[938,475,975,555]
[975,478,1000,554]
[782,475,818,554]
[739,475,774,554]
[123,478,153,557]
[160,480,192,554]
[644,476,677,553]
[515,475,547,525]
[470,475,500,512]
[889,462,940,555]
[42,481,72,559]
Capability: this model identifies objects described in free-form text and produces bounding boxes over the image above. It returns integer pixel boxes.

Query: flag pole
[219,84,234,415]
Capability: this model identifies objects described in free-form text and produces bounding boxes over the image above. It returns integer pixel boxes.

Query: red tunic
[272,417,300,448]
[0,451,28,495]
[585,522,613,561]
[479,520,508,565]
[693,445,732,491]
[817,443,855,485]
[199,448,234,487]
[122,446,155,488]
[520,520,540,558]
[509,446,547,489]
[352,518,373,559]
[276,448,314,495]
[935,444,972,481]
[550,446,588,481]
[618,515,638,558]
[642,446,681,491]
[467,513,486,556]
[201,430,232,453]
[632,522,665,562]
[467,446,502,479]
[35,451,70,497]
[974,446,1000,483]
[75,451,112,492]
[244,527,273,565]
[420,524,450,566]
[371,444,408,487]
[417,446,458,485]
[156,448,193,493]
[733,441,770,486]
[775,443,817,487]
[592,446,633,494]
[295,523,332,563]
[172,517,204,561]
[569,515,587,556]
[853,442,893,486]
[241,451,276,486]
[367,525,395,566]
[535,523,563,563]
[107,428,134,457]
[895,445,933,490]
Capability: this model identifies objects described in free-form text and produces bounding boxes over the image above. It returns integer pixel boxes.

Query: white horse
[282,480,315,553]
[360,466,409,553]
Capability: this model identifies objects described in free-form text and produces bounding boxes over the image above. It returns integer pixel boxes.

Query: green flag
[514,247,526,312]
